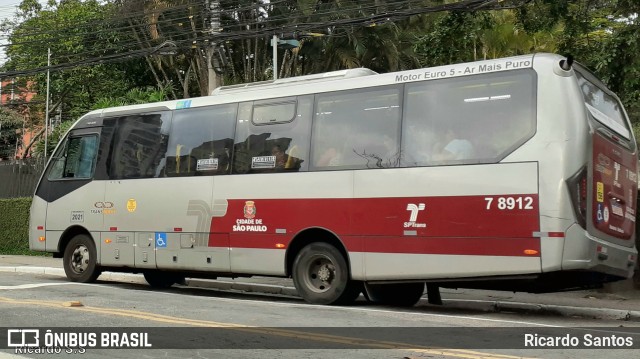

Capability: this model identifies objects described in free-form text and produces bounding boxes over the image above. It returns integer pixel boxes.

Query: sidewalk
[1,254,639,321]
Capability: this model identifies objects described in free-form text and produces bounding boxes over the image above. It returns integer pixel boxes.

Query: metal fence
[0,158,45,198]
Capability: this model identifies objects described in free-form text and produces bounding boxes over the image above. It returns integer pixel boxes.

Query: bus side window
[108,113,171,179]
[48,135,99,180]
[233,96,311,174]
[401,70,536,167]
[166,104,237,177]
[311,86,402,170]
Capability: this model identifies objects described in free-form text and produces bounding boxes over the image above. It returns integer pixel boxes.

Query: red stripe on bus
[209,195,541,256]
[212,195,540,236]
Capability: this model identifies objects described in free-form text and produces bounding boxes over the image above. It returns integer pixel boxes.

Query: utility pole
[206,0,221,94]
[44,48,51,164]
[272,35,278,80]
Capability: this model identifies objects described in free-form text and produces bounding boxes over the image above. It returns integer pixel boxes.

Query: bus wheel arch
[285,228,351,277]
[57,225,93,257]
[286,228,362,305]
[62,231,101,283]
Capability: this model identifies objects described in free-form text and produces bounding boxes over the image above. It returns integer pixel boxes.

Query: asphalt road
[0,271,639,359]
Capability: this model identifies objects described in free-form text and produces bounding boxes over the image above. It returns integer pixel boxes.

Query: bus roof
[211,68,378,95]
[84,53,563,121]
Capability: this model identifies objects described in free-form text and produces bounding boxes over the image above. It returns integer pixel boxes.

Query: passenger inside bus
[270,144,303,171]
[432,125,474,161]
[271,145,288,169]
[315,146,344,167]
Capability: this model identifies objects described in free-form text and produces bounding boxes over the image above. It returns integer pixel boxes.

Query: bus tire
[63,234,101,283]
[143,271,182,289]
[364,282,425,307]
[292,242,361,305]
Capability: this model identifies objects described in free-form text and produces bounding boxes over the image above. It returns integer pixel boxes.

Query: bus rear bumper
[562,223,637,279]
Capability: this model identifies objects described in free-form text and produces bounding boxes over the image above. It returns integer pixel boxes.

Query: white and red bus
[29,53,638,306]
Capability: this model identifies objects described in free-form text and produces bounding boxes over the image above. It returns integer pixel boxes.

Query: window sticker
[251,156,276,169]
[197,158,219,171]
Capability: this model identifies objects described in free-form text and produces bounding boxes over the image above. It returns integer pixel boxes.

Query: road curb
[4,265,640,321]
[0,266,148,284]
[186,278,299,297]
[441,298,640,321]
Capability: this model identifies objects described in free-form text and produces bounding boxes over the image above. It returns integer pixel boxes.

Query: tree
[516,0,640,128]
[0,108,25,160]
[30,120,73,158]
[1,0,157,129]
[92,85,172,109]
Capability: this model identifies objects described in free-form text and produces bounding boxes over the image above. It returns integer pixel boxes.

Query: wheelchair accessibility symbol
[596,204,609,224]
[155,232,167,248]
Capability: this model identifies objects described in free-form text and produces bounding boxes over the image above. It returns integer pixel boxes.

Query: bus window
[233,96,312,174]
[48,135,99,180]
[311,86,402,170]
[107,112,171,179]
[576,71,632,140]
[252,99,296,125]
[401,70,536,166]
[166,104,237,177]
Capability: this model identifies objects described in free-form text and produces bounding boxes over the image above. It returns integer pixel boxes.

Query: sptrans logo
[405,203,427,228]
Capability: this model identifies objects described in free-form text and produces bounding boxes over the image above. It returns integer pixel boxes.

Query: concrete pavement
[1,254,640,321]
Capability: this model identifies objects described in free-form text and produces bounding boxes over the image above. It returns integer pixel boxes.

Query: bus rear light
[566,166,588,228]
[524,249,538,255]
[38,236,45,242]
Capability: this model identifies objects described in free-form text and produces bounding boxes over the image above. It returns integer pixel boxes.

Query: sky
[0,0,21,66]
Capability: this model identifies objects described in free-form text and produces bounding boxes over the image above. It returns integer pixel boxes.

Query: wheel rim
[70,244,90,274]
[303,254,337,294]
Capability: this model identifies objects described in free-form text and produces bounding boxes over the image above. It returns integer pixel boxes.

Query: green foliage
[0,108,25,159]
[525,0,640,127]
[92,85,172,110]
[0,197,32,255]
[2,0,639,145]
[32,120,74,157]
[1,0,155,130]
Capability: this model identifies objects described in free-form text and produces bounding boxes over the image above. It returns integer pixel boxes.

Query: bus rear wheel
[143,271,184,289]
[364,282,425,307]
[292,242,362,305]
[63,234,101,283]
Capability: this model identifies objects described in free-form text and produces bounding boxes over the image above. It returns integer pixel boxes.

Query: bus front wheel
[364,282,425,306]
[63,234,101,283]
[292,242,361,305]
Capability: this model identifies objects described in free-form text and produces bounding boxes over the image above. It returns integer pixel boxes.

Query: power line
[0,0,531,79]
